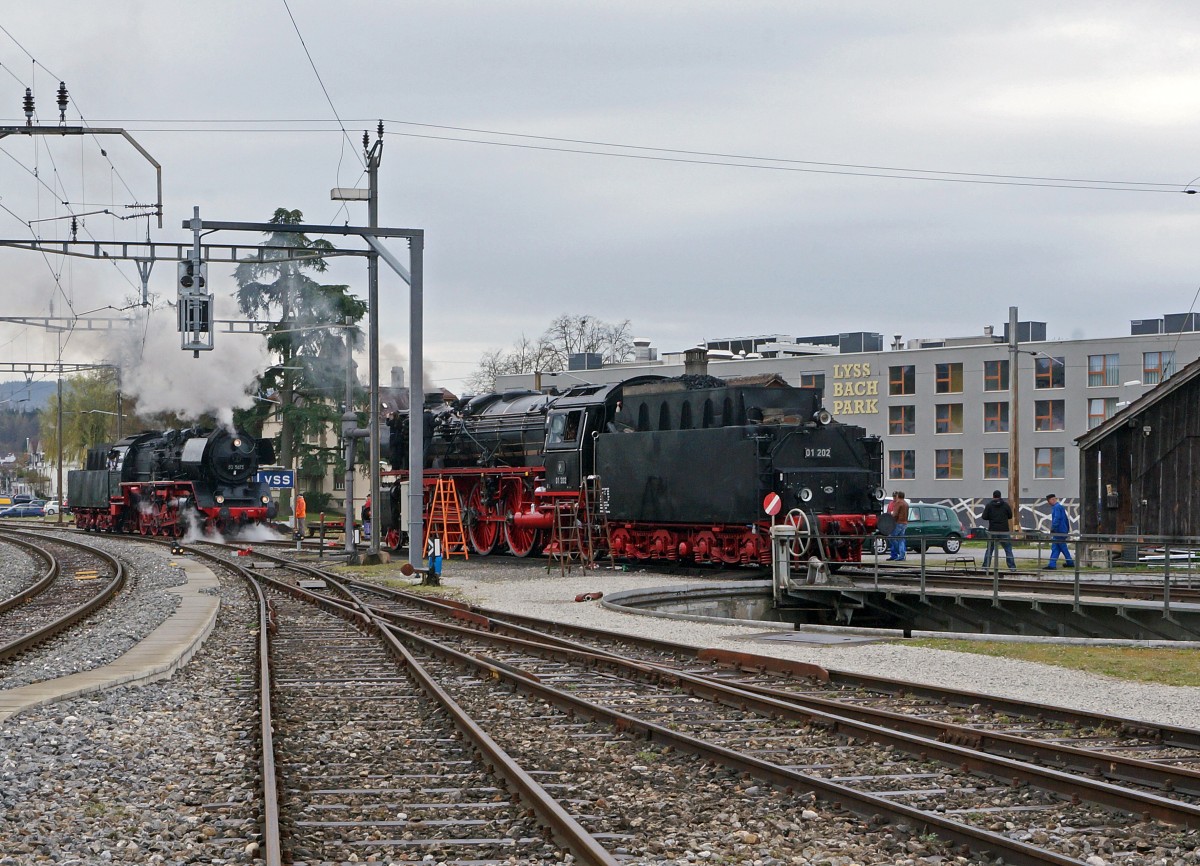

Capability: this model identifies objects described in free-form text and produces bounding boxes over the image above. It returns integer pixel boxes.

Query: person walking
[1043,493,1074,570]
[888,491,909,561]
[294,492,307,538]
[980,489,1016,572]
[362,494,372,542]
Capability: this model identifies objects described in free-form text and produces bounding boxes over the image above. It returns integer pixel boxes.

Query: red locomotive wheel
[503,479,540,557]
[692,530,718,562]
[464,480,499,555]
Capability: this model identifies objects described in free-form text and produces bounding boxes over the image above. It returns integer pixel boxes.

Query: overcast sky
[2,1,1199,394]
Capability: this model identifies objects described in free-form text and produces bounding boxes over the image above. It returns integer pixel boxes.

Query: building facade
[498,316,1200,532]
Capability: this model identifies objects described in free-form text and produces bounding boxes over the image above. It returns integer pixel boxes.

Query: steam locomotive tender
[68,427,276,536]
[387,374,884,565]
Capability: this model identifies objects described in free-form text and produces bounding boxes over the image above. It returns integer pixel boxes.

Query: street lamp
[1007,309,1065,535]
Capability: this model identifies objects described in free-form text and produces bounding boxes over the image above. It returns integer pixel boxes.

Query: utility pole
[1008,306,1020,533]
[366,125,383,558]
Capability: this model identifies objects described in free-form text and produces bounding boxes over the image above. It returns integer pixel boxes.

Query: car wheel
[943,534,962,554]
[872,537,889,556]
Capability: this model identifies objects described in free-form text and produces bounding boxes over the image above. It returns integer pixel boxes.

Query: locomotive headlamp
[812,409,832,426]
[261,495,270,504]
[215,494,226,504]
[799,487,814,502]
[233,438,242,448]
[873,487,887,501]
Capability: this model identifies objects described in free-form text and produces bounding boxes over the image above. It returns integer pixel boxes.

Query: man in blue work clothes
[1043,493,1075,570]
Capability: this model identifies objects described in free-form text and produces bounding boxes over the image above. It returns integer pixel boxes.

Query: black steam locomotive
[385,374,884,565]
[68,427,276,536]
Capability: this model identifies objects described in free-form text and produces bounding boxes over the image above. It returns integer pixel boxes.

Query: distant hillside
[0,380,57,412]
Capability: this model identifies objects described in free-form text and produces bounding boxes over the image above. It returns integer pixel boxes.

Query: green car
[874,502,965,555]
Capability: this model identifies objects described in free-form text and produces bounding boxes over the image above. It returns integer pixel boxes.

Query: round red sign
[763,492,782,516]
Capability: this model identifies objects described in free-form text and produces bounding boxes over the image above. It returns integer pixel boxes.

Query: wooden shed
[1076,355,1200,538]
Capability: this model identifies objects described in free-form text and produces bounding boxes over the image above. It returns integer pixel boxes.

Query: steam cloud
[87,300,270,428]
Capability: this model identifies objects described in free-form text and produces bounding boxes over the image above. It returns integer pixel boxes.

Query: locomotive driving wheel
[464,479,500,555]
[502,479,541,557]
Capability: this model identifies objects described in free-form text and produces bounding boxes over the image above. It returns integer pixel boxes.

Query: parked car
[873,502,965,555]
[12,493,32,504]
[43,500,61,515]
[0,501,46,518]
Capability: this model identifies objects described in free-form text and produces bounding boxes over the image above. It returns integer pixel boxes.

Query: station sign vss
[257,470,295,489]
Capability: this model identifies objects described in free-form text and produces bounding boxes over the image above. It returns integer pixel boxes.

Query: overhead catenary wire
[278,0,365,177]
[39,116,1197,194]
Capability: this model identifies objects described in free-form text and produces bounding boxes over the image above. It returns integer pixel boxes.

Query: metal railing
[857,528,1200,616]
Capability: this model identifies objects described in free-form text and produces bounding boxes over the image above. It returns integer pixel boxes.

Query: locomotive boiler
[385,374,884,566]
[68,426,277,536]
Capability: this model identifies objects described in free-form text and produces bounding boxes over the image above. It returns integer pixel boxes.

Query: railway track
[0,528,125,667]
[184,546,1197,863]
[8,527,1200,863]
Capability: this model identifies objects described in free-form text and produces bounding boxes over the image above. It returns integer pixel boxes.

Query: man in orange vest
[294,492,307,538]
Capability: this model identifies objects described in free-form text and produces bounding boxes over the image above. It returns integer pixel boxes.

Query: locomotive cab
[541,383,612,493]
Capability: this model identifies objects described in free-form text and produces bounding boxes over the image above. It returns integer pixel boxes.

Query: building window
[888,450,915,479]
[333,475,346,491]
[1143,351,1176,385]
[983,359,1009,392]
[1034,399,1065,431]
[888,405,915,435]
[799,372,825,390]
[935,403,963,434]
[1087,397,1118,429]
[889,365,915,395]
[935,362,963,393]
[1034,446,1065,479]
[935,449,963,479]
[983,401,1009,433]
[1088,353,1119,387]
[983,450,1009,479]
[1034,355,1065,389]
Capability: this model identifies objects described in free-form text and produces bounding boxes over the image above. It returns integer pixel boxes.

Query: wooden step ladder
[424,478,469,560]
[547,499,588,575]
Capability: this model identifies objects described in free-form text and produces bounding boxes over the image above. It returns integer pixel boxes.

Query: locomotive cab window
[547,410,584,446]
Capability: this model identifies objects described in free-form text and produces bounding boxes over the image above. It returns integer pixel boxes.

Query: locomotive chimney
[683,347,708,377]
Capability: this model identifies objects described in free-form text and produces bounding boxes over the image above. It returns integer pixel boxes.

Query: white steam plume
[92,302,270,428]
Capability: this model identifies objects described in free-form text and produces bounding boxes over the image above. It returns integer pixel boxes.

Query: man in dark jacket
[980,489,1016,571]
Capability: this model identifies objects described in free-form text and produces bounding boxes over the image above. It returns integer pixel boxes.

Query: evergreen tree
[233,208,367,515]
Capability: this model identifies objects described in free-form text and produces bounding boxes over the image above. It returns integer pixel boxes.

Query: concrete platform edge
[0,556,220,723]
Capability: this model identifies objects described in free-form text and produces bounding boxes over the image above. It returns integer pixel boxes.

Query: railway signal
[178,209,214,356]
